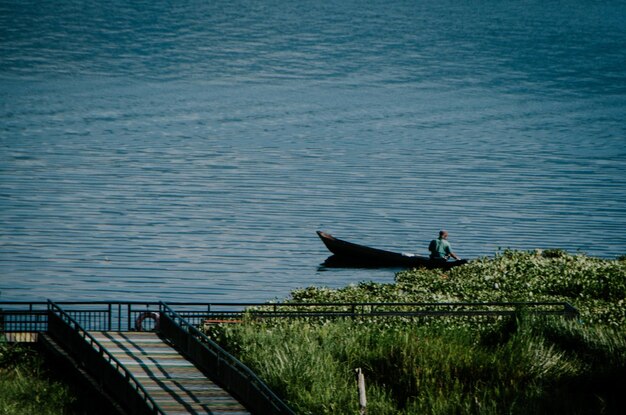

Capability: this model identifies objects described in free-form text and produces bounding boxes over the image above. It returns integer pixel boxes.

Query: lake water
[1,0,625,303]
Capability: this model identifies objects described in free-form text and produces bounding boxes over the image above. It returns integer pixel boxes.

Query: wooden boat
[317,231,467,270]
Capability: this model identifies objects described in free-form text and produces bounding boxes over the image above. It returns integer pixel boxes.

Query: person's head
[439,230,448,239]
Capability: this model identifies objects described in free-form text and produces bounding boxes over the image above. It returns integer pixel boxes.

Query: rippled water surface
[1,0,625,302]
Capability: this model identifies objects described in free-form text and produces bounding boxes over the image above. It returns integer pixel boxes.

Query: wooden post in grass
[356,368,367,415]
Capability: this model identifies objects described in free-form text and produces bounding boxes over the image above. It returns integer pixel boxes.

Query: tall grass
[210,317,626,414]
[0,341,75,415]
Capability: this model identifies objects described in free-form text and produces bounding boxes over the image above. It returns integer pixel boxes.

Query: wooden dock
[90,331,250,415]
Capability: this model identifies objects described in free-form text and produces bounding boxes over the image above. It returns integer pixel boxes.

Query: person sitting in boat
[429,230,461,261]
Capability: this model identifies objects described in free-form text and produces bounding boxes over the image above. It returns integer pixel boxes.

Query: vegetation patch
[289,249,626,326]
[207,250,626,415]
[0,342,75,415]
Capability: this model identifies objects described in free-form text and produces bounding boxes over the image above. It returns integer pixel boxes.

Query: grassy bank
[0,342,75,415]
[208,250,626,415]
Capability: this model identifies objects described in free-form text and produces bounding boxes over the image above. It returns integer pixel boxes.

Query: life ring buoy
[135,311,160,331]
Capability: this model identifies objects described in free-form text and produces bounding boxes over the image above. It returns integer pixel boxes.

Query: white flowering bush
[290,250,626,327]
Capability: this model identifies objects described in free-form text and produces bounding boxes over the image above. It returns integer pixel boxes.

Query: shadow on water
[319,255,408,270]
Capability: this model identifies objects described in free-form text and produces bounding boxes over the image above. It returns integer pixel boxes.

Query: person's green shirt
[429,237,452,259]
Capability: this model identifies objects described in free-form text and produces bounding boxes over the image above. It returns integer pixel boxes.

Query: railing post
[127,303,131,331]
[107,303,112,331]
[563,303,579,320]
[356,368,367,415]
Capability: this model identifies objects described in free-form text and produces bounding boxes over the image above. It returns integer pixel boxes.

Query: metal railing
[0,301,221,333]
[46,301,165,415]
[0,302,48,333]
[219,300,580,320]
[159,302,295,415]
[0,300,579,334]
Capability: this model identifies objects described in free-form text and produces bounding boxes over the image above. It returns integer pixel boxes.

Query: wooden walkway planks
[90,332,250,415]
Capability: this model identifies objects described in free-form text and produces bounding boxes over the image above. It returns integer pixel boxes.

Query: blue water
[1,0,625,302]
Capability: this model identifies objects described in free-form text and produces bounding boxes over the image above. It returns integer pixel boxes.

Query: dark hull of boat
[317,231,467,270]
